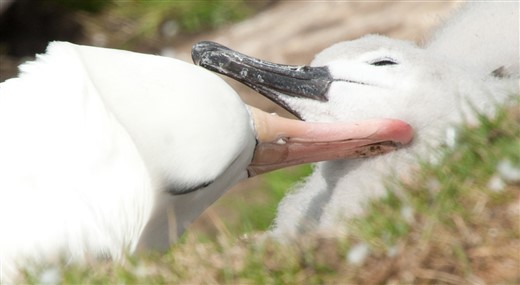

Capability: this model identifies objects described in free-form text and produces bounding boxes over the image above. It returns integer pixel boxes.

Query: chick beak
[248,106,413,176]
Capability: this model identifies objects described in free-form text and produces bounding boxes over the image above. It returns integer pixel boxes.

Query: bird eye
[370,58,398,66]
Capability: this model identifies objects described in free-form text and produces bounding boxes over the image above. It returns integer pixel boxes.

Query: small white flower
[487,174,505,192]
[497,159,520,183]
[134,262,150,278]
[38,267,61,285]
[400,205,415,224]
[445,126,458,149]
[347,243,370,265]
[161,20,179,39]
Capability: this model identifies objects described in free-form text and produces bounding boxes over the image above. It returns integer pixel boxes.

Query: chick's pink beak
[248,106,413,176]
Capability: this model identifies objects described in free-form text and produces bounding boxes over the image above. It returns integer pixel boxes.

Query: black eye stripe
[371,60,398,66]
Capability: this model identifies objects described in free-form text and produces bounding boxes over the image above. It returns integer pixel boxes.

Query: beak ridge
[192,41,332,119]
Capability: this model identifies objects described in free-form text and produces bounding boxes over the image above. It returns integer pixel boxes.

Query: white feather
[0,42,255,282]
[270,2,519,239]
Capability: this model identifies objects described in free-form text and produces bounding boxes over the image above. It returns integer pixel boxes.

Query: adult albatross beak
[191,41,414,176]
[192,41,331,119]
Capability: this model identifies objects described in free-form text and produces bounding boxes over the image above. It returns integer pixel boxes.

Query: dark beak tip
[191,41,227,66]
[191,42,207,65]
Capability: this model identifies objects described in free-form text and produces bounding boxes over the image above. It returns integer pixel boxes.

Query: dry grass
[17,102,520,284]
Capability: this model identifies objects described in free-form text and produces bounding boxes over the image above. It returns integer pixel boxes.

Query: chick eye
[370,58,398,66]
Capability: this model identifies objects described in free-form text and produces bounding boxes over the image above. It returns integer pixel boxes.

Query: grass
[207,165,313,237]
[17,101,520,284]
[110,0,253,35]
[74,0,268,51]
[54,0,256,35]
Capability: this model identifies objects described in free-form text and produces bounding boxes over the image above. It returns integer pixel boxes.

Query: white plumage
[270,2,519,239]
[191,2,519,240]
[0,42,256,281]
[1,40,409,282]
